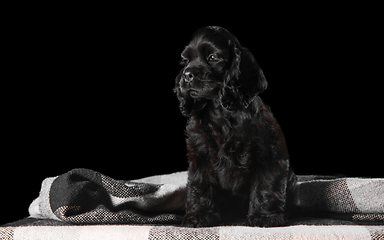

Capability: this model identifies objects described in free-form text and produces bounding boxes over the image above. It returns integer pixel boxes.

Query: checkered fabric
[30,168,187,225]
[1,168,383,239]
[296,177,384,221]
[1,223,383,240]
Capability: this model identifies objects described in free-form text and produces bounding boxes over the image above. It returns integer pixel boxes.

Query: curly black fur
[174,26,297,227]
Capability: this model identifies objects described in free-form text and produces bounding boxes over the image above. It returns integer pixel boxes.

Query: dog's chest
[207,121,251,193]
[188,113,254,192]
[216,163,249,194]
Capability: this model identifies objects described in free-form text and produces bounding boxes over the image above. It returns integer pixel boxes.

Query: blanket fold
[28,168,383,225]
[29,168,186,225]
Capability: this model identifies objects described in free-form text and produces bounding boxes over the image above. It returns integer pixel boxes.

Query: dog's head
[174,26,267,116]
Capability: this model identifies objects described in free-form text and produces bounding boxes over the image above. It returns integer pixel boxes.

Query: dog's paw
[247,213,285,227]
[182,212,221,228]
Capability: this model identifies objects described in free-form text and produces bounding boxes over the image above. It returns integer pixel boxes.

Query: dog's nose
[184,71,194,83]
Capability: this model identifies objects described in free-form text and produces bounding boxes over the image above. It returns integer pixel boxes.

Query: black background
[2,4,382,224]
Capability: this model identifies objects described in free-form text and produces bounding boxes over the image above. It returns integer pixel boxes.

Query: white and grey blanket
[1,168,383,239]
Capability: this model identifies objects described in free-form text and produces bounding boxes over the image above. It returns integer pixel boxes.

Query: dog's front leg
[246,161,288,227]
[182,168,221,227]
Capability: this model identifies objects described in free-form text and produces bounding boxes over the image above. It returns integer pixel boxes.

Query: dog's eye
[208,54,219,63]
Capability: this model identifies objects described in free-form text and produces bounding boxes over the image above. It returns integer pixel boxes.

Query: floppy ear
[173,70,194,117]
[219,45,268,111]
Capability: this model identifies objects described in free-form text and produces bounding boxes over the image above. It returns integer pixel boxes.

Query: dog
[174,26,297,227]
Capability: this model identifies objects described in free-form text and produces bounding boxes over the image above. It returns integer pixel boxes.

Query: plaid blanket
[1,168,383,239]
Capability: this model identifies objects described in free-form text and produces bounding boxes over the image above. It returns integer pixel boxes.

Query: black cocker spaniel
[174,26,297,227]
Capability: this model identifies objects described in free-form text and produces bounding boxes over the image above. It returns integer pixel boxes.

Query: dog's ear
[174,70,194,117]
[219,44,268,111]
